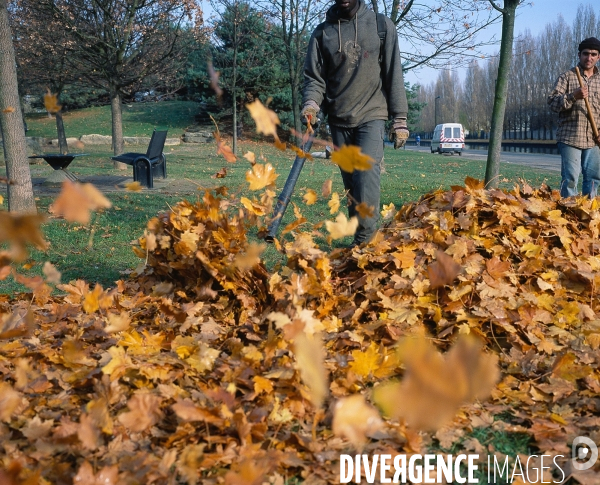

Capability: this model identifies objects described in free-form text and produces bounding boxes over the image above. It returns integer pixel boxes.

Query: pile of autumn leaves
[1,100,599,482]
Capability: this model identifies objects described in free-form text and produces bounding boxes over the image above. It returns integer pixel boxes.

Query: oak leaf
[330,144,373,172]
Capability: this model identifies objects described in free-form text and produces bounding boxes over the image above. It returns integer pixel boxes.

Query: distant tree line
[414,4,600,140]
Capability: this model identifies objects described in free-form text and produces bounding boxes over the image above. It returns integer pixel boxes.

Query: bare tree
[31,0,202,165]
[484,0,519,189]
[0,0,35,213]
[369,0,503,72]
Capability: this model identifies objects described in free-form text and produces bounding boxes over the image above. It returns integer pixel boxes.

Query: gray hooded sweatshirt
[302,0,408,128]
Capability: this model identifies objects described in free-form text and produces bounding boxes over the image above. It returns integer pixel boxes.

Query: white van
[431,123,465,155]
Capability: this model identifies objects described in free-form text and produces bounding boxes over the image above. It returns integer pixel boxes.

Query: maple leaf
[49,180,111,224]
[325,213,358,239]
[246,163,278,190]
[303,189,317,205]
[356,202,374,219]
[0,212,48,261]
[43,89,61,113]
[243,151,256,165]
[246,99,280,138]
[332,394,384,450]
[293,332,328,409]
[381,202,396,220]
[373,335,499,431]
[118,392,163,432]
[428,249,461,289]
[330,145,373,172]
[124,181,142,192]
[328,192,341,214]
[240,197,267,216]
[350,342,381,378]
[0,383,22,422]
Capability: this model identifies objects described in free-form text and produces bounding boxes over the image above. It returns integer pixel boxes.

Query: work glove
[301,102,319,126]
[389,117,409,149]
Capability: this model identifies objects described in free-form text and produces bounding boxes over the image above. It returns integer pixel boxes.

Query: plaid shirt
[548,65,600,149]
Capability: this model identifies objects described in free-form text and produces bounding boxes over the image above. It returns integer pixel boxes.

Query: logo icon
[572,437,598,471]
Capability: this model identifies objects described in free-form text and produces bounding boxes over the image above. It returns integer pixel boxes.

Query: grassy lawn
[24,100,201,138]
[2,138,561,295]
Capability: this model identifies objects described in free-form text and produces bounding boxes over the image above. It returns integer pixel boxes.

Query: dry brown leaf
[0,212,48,261]
[374,335,499,431]
[293,332,328,409]
[321,179,333,198]
[332,394,384,450]
[124,181,143,192]
[117,392,163,432]
[49,180,111,224]
[428,249,462,289]
[43,89,61,113]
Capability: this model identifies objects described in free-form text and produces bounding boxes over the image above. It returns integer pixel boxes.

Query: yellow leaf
[520,242,542,258]
[303,189,317,205]
[293,332,328,409]
[246,99,280,138]
[349,342,381,378]
[246,163,278,190]
[332,395,384,450]
[2,107,15,113]
[330,145,373,172]
[253,376,274,395]
[44,89,61,113]
[101,346,133,379]
[325,213,358,239]
[240,196,267,216]
[328,192,340,214]
[243,151,256,164]
[125,181,143,192]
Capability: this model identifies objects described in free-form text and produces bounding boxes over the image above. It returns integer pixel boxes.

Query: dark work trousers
[330,119,385,245]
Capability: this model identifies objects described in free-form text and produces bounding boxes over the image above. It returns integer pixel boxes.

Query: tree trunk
[110,90,126,169]
[55,111,68,155]
[0,0,36,213]
[484,0,518,189]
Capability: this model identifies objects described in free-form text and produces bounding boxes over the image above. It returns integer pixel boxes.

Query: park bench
[111,129,168,188]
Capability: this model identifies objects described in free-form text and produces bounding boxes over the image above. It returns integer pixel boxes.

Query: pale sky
[405,1,586,86]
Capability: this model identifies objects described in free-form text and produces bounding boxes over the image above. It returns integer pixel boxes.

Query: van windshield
[453,127,461,138]
[444,127,452,138]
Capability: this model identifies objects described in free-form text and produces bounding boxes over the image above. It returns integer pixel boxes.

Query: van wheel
[437,147,441,154]
[430,148,434,153]
[457,152,462,156]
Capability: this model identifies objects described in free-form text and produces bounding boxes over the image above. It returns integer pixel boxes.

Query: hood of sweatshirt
[325,0,368,52]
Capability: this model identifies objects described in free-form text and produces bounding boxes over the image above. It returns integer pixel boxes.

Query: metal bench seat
[111,130,168,188]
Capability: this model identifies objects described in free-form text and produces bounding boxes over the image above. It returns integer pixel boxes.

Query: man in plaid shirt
[548,37,600,197]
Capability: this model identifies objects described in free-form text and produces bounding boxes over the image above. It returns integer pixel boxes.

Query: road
[404,146,561,172]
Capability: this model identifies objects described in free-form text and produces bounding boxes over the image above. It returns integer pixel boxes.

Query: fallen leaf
[428,250,461,289]
[125,181,143,192]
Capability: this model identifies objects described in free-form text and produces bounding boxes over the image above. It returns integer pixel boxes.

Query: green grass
[24,100,201,138]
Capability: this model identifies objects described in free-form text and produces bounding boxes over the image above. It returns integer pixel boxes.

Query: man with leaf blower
[301,0,408,247]
[548,36,600,198]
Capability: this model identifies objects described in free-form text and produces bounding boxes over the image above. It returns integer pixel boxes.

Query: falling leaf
[0,383,22,422]
[330,145,373,172]
[42,261,61,284]
[49,180,111,224]
[293,332,328,409]
[428,250,461,289]
[0,212,48,261]
[246,99,280,138]
[373,335,499,431]
[246,163,278,190]
[243,151,256,165]
[214,132,236,162]
[332,395,384,450]
[2,107,15,113]
[104,312,131,333]
[206,58,223,98]
[356,202,374,219]
[322,179,332,198]
[43,89,61,113]
[325,213,358,239]
[303,189,317,205]
[328,192,340,214]
[381,202,396,220]
[125,181,143,192]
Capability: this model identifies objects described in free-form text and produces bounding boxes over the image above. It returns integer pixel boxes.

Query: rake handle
[574,66,600,141]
